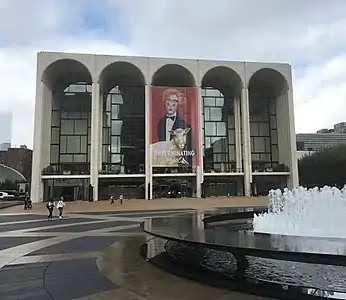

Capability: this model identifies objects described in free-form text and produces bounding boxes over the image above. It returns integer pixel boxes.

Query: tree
[298,144,346,188]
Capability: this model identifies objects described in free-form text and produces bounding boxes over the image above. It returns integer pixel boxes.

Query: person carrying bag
[56,197,65,219]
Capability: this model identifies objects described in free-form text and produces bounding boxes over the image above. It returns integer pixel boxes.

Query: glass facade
[99,178,145,199]
[101,86,145,174]
[38,60,292,201]
[203,176,243,197]
[202,88,236,173]
[43,178,91,201]
[152,177,196,198]
[252,175,286,196]
[50,82,91,174]
[249,94,278,171]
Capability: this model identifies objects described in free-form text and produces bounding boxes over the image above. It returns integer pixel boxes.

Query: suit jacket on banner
[156,114,195,166]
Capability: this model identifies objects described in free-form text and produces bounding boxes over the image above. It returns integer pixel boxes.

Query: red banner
[150,87,199,168]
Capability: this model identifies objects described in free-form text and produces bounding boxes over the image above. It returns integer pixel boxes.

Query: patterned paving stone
[0,218,95,232]
[28,236,121,256]
[0,237,50,251]
[0,206,256,299]
[45,258,117,300]
[38,220,136,233]
[0,214,46,223]
[0,263,50,300]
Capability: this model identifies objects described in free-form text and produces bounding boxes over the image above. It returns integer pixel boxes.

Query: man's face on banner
[165,94,179,116]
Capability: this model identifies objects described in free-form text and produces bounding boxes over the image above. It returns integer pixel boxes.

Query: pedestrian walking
[26,192,32,209]
[56,197,65,219]
[119,194,123,205]
[110,195,115,204]
[24,193,28,210]
[46,200,54,220]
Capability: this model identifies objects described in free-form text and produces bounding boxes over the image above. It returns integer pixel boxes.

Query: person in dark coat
[156,88,195,165]
[46,200,54,220]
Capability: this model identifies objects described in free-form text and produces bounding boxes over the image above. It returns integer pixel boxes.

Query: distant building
[0,111,12,145]
[0,145,32,181]
[334,122,346,134]
[297,122,346,152]
[0,143,11,151]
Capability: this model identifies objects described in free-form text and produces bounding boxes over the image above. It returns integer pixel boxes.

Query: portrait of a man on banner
[150,87,199,168]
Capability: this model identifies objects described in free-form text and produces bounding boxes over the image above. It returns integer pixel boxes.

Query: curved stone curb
[96,236,263,300]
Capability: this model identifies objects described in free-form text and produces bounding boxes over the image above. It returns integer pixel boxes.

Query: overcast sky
[1,0,346,148]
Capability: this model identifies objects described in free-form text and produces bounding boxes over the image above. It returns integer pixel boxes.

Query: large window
[99,178,145,199]
[50,82,91,174]
[202,88,236,173]
[203,177,242,197]
[249,94,278,171]
[101,86,145,174]
[43,178,91,201]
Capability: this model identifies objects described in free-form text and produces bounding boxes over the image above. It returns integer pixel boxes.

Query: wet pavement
[0,205,270,299]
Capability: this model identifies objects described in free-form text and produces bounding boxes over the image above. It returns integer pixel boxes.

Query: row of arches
[44,59,290,176]
[42,58,289,93]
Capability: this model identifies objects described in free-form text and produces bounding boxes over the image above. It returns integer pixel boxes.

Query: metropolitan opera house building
[30,52,298,202]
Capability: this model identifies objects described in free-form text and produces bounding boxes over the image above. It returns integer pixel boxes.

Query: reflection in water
[143,209,346,298]
[144,237,346,299]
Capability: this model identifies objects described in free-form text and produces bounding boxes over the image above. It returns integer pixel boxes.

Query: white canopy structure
[0,164,26,182]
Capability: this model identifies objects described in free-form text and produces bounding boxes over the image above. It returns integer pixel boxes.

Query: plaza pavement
[0,196,271,300]
[1,196,268,214]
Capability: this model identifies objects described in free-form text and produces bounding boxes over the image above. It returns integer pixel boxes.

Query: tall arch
[201,66,243,196]
[150,64,196,196]
[44,59,93,178]
[248,68,289,194]
[151,64,195,87]
[98,62,146,198]
[42,59,92,90]
[99,61,146,93]
[248,68,288,97]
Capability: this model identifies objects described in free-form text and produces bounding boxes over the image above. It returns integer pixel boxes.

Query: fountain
[253,185,346,238]
[141,186,346,299]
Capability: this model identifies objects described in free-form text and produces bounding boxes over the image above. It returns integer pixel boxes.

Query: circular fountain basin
[141,207,346,299]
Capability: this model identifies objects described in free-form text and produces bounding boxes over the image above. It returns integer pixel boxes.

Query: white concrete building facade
[31,52,298,202]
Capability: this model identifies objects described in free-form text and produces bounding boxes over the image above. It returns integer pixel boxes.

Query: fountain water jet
[253,185,346,238]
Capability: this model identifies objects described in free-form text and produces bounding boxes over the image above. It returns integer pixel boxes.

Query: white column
[41,90,52,168]
[149,149,153,200]
[234,96,243,172]
[99,92,103,170]
[241,88,252,196]
[196,87,204,198]
[31,81,44,203]
[286,90,299,188]
[145,85,151,200]
[90,82,100,201]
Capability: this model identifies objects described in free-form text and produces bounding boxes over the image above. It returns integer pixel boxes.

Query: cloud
[294,54,346,132]
[1,0,346,147]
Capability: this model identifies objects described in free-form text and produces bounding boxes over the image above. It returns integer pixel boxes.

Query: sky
[1,0,346,148]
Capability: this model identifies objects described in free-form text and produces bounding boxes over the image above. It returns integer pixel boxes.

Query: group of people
[46,197,65,220]
[110,194,123,204]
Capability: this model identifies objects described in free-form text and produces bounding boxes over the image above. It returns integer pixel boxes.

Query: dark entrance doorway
[99,177,145,200]
[252,175,287,196]
[153,177,196,198]
[43,178,90,201]
[202,176,243,197]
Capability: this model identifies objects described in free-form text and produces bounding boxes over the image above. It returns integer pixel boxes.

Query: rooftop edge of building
[36,51,292,68]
